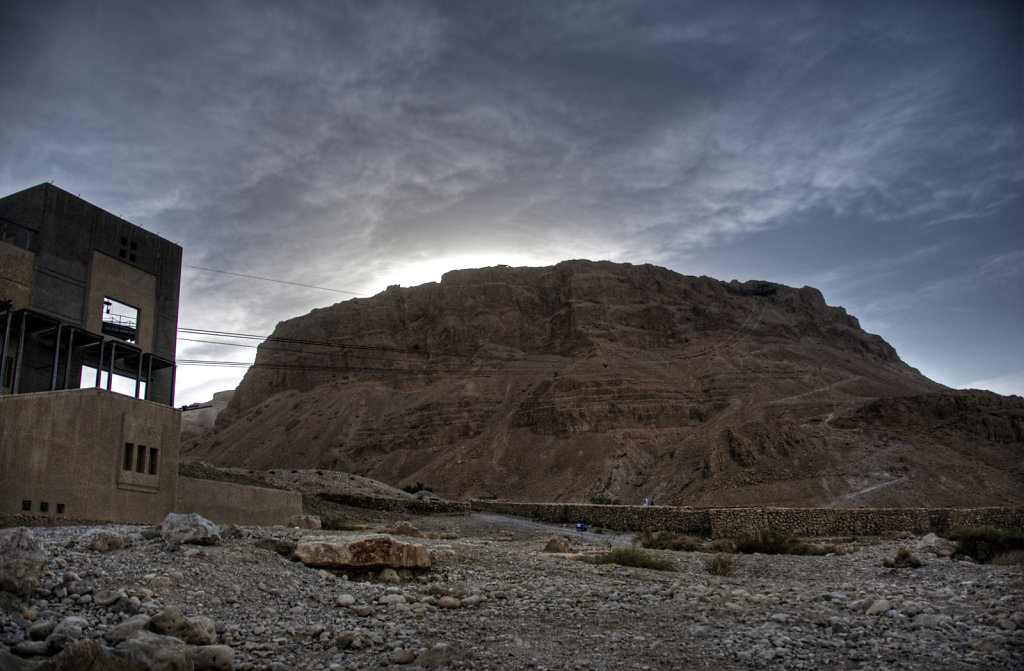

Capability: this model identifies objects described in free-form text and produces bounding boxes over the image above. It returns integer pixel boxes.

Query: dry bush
[883,548,922,568]
[638,530,703,552]
[733,529,837,556]
[582,547,676,572]
[946,526,1024,564]
[705,553,736,576]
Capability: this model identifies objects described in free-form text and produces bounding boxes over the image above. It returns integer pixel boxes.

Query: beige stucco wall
[0,241,35,310]
[84,251,157,351]
[175,476,302,526]
[0,388,180,524]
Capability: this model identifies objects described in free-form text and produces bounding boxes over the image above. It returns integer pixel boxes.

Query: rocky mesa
[183,260,1024,507]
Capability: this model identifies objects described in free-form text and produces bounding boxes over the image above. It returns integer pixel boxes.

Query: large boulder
[160,513,220,545]
[0,527,46,595]
[292,535,431,570]
[917,532,957,557]
[149,606,217,645]
[118,630,192,671]
[36,640,149,670]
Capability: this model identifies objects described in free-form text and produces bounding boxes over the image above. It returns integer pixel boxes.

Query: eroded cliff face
[184,260,1024,507]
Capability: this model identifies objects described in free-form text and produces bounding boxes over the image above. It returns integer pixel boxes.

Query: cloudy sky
[2,0,1021,405]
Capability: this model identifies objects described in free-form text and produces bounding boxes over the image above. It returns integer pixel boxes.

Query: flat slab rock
[292,534,430,570]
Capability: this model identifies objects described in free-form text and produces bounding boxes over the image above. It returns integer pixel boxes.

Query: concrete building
[1,183,179,404]
[0,184,301,526]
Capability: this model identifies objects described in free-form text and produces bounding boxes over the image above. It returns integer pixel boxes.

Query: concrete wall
[0,243,34,311]
[470,500,1024,537]
[0,388,180,525]
[85,251,158,352]
[176,476,303,526]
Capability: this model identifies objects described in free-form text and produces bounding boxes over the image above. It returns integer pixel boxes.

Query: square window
[123,443,134,470]
[21,500,30,511]
[130,241,138,250]
[39,502,48,513]
[136,444,147,473]
[148,447,158,475]
[56,503,65,514]
[120,237,128,246]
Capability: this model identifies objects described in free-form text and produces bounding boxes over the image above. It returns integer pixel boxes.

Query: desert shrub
[401,482,432,495]
[582,547,675,572]
[711,538,737,553]
[990,550,1024,566]
[946,526,1024,563]
[478,494,498,500]
[320,514,360,531]
[883,548,922,569]
[733,529,836,556]
[638,530,703,552]
[588,494,620,505]
[705,553,736,576]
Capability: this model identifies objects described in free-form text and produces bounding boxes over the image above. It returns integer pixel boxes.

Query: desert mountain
[183,260,1023,507]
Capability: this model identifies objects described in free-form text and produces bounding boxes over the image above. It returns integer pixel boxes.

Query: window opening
[123,443,134,470]
[135,444,147,473]
[57,503,65,515]
[101,297,138,343]
[21,500,30,511]
[148,447,158,475]
[39,502,48,513]
[81,367,147,397]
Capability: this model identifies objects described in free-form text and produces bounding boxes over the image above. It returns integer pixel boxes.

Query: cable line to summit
[183,265,364,295]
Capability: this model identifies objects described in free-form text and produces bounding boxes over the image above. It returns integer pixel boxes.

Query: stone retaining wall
[469,501,1024,538]
[317,493,469,516]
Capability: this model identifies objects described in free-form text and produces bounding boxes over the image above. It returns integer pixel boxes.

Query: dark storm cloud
[1,0,1020,402]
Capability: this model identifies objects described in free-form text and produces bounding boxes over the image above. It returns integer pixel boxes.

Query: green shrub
[582,547,676,572]
[733,529,836,556]
[946,526,1024,563]
[320,514,360,531]
[638,530,703,552]
[705,553,736,576]
[588,494,620,505]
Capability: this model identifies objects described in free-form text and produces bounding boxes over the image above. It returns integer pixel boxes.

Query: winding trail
[471,512,635,547]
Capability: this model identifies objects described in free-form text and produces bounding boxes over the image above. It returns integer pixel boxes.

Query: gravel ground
[2,513,1022,670]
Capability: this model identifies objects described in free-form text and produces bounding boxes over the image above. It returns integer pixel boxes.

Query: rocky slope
[183,260,1023,507]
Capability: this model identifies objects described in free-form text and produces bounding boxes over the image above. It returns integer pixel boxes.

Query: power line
[183,265,363,295]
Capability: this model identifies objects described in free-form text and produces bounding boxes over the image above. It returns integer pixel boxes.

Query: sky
[1,0,1021,405]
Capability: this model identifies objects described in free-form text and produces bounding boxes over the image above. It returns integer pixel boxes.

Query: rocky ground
[2,511,1022,670]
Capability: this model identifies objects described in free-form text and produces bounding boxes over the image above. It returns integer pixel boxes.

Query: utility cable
[183,265,363,295]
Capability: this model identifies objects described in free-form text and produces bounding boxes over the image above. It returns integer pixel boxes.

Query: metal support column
[170,364,177,407]
[106,341,116,391]
[95,342,103,387]
[49,323,63,391]
[135,349,143,399]
[12,311,27,394]
[63,328,75,390]
[145,355,153,401]
[0,308,11,394]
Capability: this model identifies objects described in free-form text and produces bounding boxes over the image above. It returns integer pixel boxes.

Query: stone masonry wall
[317,493,469,516]
[470,501,1024,538]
